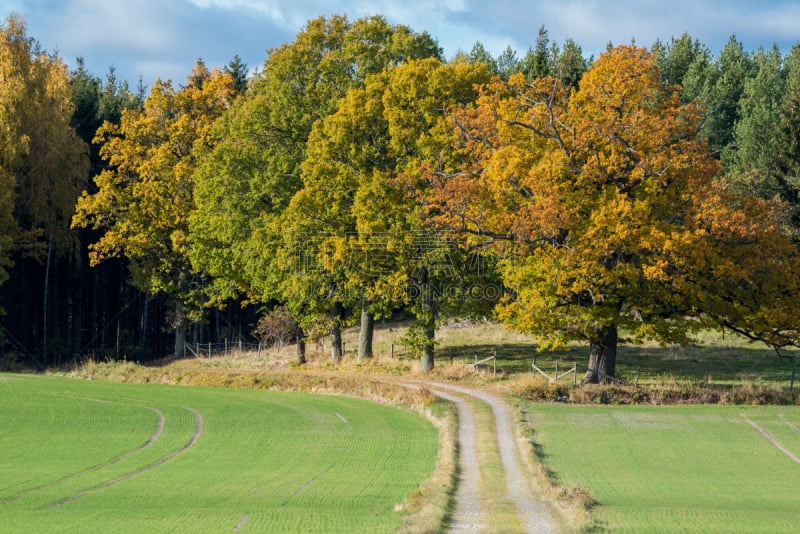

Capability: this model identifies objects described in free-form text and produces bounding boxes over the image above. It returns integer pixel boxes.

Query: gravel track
[424,386,488,532]
[419,382,557,533]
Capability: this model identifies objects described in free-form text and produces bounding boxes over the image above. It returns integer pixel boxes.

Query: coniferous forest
[4,13,800,382]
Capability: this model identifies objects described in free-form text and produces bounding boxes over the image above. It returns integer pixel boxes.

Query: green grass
[524,402,800,532]
[0,373,438,533]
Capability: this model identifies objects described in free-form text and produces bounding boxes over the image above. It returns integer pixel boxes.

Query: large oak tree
[422,46,800,383]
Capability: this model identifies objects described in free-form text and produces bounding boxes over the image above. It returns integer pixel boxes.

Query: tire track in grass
[741,414,800,465]
[48,406,203,508]
[0,397,165,507]
[232,514,249,532]
[335,412,352,433]
[785,421,800,436]
[279,409,353,510]
[423,382,557,534]
[280,465,335,507]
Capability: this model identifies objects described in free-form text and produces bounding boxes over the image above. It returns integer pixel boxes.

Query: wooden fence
[532,356,578,385]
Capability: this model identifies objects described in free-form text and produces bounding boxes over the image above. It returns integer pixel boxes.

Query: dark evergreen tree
[224,53,249,94]
[467,41,497,74]
[496,45,519,80]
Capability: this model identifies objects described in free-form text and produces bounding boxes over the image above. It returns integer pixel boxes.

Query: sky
[4,0,800,89]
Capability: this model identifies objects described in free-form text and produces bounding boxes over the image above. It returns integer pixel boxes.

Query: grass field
[524,402,800,533]
[0,373,438,533]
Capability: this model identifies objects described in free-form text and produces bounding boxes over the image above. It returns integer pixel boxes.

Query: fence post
[239,339,242,352]
[257,342,261,359]
[573,363,577,386]
[555,360,559,377]
[208,342,212,358]
[196,342,200,358]
[635,367,640,388]
[705,369,710,386]
[225,338,228,356]
[391,343,394,359]
[791,365,796,392]
[493,349,497,376]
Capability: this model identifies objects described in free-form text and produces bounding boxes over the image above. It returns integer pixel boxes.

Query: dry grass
[509,396,594,532]
[500,373,800,406]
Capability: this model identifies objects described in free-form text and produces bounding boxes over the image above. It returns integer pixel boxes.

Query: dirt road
[420,382,558,533]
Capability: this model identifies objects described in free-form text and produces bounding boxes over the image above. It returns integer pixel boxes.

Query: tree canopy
[5,13,800,375]
[72,61,235,355]
[418,46,800,381]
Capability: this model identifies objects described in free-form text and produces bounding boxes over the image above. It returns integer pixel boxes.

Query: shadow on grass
[439,341,797,387]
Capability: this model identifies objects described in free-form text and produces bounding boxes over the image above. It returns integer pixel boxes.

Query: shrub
[253,306,300,348]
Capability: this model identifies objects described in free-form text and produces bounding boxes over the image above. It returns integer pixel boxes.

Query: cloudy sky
[4,0,800,89]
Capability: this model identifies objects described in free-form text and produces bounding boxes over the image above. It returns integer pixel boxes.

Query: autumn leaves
[68,17,800,378]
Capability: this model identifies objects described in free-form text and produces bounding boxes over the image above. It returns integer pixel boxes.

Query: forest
[3,12,800,383]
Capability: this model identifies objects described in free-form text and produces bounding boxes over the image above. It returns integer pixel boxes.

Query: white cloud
[186,0,288,24]
[6,0,800,89]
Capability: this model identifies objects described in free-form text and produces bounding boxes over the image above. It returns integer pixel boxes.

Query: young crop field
[0,373,438,533]
[524,402,800,533]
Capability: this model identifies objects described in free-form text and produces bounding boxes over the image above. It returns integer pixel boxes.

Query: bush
[253,306,300,348]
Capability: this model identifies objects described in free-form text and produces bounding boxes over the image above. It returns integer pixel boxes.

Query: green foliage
[72,61,235,323]
[188,14,442,310]
[293,57,496,368]
[467,41,497,74]
[224,53,248,94]
[654,33,708,87]
[699,35,755,154]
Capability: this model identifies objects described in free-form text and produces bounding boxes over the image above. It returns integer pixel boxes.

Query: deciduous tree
[0,15,89,361]
[421,46,800,382]
[72,61,234,356]
[189,15,442,359]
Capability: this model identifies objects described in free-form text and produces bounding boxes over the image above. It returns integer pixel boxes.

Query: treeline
[3,13,800,382]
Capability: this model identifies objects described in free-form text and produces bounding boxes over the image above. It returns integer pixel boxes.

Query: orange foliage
[420,46,800,349]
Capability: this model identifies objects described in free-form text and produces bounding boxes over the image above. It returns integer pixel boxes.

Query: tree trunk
[296,330,306,365]
[357,297,374,365]
[419,319,435,372]
[418,276,436,372]
[139,293,148,360]
[43,236,52,364]
[581,325,618,384]
[174,301,186,358]
[330,302,343,364]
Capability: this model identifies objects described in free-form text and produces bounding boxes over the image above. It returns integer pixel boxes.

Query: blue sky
[5,1,800,89]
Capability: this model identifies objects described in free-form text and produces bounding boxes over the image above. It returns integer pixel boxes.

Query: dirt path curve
[419,381,558,534]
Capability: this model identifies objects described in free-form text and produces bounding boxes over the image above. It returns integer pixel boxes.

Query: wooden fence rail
[532,356,578,385]
[467,350,497,375]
